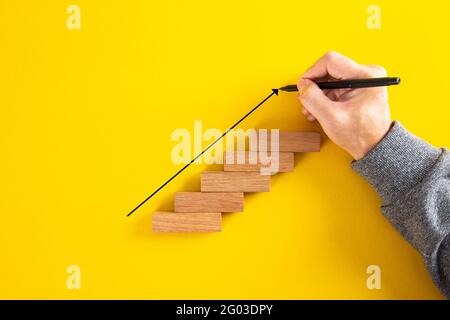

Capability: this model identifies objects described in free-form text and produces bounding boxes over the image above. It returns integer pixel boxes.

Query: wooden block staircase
[152,131,320,232]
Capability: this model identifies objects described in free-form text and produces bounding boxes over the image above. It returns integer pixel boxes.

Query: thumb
[297,78,335,119]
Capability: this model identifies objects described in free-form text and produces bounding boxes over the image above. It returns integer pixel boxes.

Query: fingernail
[298,79,310,96]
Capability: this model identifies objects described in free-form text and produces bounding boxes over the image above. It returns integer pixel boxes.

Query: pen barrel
[279,77,401,92]
[317,77,400,89]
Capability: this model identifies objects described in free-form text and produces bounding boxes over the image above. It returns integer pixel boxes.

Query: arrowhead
[272,88,279,96]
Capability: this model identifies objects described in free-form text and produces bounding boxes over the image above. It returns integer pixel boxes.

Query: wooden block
[201,171,270,192]
[223,151,294,173]
[175,192,244,213]
[152,211,221,232]
[237,131,320,152]
[278,131,320,152]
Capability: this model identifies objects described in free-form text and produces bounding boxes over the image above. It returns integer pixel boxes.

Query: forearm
[352,121,450,298]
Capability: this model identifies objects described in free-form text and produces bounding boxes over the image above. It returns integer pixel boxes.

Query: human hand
[297,51,392,160]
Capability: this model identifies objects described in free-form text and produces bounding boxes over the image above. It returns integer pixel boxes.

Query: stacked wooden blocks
[152,131,320,232]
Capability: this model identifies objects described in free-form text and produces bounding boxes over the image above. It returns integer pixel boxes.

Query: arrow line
[127,89,279,217]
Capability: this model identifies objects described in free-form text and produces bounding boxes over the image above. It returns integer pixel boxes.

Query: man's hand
[297,51,392,160]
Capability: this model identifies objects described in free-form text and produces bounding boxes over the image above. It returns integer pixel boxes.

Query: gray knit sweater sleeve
[352,121,450,298]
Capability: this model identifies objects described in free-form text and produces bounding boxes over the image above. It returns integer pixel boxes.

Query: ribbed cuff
[352,121,442,204]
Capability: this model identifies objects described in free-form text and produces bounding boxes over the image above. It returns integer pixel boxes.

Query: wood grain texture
[201,171,270,192]
[237,131,320,152]
[152,211,221,232]
[174,192,244,213]
[278,131,320,152]
[223,151,294,173]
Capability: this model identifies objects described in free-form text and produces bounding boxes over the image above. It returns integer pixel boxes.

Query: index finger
[302,51,371,80]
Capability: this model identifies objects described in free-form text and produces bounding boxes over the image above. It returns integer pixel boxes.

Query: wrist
[351,122,393,160]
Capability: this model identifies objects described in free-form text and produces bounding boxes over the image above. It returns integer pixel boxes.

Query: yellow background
[0,0,448,299]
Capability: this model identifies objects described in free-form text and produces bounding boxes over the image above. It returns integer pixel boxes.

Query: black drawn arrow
[127,89,279,217]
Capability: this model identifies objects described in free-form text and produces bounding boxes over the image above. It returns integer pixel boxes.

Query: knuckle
[328,112,345,126]
[327,104,348,123]
[368,65,388,77]
[324,50,339,60]
[361,69,374,77]
[325,50,338,57]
